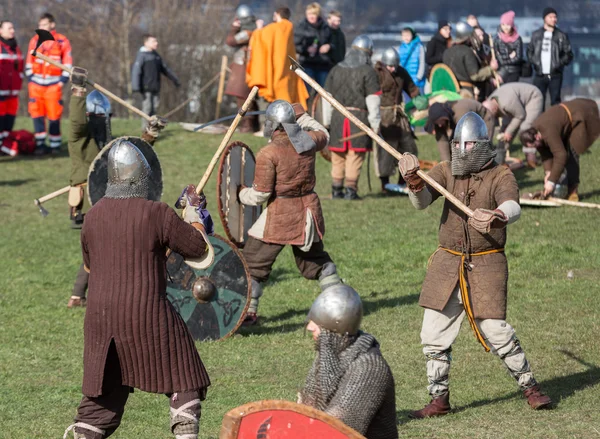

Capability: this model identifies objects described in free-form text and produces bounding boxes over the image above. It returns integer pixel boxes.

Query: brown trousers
[331,149,366,189]
[244,236,333,283]
[73,342,202,438]
[375,128,418,178]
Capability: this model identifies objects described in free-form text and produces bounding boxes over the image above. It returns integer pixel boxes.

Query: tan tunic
[533,98,600,183]
[420,162,519,320]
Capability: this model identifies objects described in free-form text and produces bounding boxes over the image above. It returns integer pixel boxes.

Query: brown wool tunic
[224,25,253,99]
[420,162,519,320]
[532,98,600,183]
[80,198,211,397]
[252,129,328,245]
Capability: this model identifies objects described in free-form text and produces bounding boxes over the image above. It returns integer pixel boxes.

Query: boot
[344,187,361,200]
[380,176,390,193]
[567,185,579,202]
[409,392,451,419]
[524,385,552,410]
[332,185,344,200]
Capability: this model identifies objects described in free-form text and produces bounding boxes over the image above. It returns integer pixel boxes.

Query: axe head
[288,56,304,71]
[33,29,55,54]
[34,199,49,217]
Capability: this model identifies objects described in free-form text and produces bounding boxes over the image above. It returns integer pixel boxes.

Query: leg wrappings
[498,337,537,389]
[425,348,452,397]
[170,398,201,439]
[64,423,106,439]
[318,262,341,290]
[248,279,263,314]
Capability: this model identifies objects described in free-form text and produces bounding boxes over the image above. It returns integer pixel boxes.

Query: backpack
[2,130,36,156]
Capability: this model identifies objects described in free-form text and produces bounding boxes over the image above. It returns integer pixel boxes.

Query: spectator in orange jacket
[0,20,24,156]
[26,13,72,154]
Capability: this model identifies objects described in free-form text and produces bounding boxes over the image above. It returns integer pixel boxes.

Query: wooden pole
[196,86,259,194]
[291,62,474,217]
[215,55,228,120]
[34,185,72,205]
[32,51,152,121]
[163,71,222,119]
[548,197,600,209]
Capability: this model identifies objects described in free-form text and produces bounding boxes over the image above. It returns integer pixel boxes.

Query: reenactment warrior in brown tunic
[398,112,552,418]
[425,98,495,161]
[519,98,600,201]
[239,100,341,325]
[322,35,381,200]
[374,48,420,192]
[64,140,212,439]
[300,284,398,439]
[66,66,165,309]
[224,5,262,133]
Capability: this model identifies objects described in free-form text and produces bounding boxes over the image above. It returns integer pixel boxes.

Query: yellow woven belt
[432,246,505,352]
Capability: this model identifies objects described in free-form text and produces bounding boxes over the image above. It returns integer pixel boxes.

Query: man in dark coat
[398,112,552,419]
[239,100,341,325]
[64,139,212,439]
[520,98,600,201]
[294,2,332,91]
[425,21,451,77]
[322,35,381,200]
[131,34,180,126]
[300,284,398,439]
[527,8,574,107]
[327,10,346,66]
[224,5,262,133]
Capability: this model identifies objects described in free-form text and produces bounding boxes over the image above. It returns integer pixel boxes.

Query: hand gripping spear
[32,29,153,122]
[289,57,474,217]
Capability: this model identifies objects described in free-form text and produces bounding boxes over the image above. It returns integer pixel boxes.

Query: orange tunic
[246,20,309,109]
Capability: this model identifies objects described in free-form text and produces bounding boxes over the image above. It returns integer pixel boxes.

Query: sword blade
[193,111,265,132]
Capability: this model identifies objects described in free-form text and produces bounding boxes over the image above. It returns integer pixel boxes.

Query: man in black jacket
[527,8,573,107]
[426,21,451,76]
[294,2,332,93]
[327,10,346,66]
[131,34,180,126]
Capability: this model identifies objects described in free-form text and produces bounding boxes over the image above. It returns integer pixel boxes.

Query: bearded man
[322,35,381,200]
[64,140,213,439]
[519,98,600,201]
[398,112,552,418]
[67,66,165,308]
[299,284,398,439]
[373,47,420,192]
[239,100,341,325]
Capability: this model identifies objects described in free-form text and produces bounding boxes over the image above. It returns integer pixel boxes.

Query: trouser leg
[344,149,366,190]
[291,241,340,289]
[477,319,537,390]
[565,147,580,195]
[331,151,346,187]
[420,286,465,397]
[72,263,89,299]
[152,93,160,116]
[72,343,130,438]
[169,390,203,439]
[549,74,563,106]
[46,83,64,151]
[374,134,399,179]
[243,237,285,313]
[533,75,549,109]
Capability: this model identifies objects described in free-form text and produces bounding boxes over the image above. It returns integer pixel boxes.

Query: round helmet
[351,35,374,55]
[107,138,151,186]
[453,112,489,153]
[454,22,474,44]
[265,100,295,125]
[235,4,253,19]
[86,90,111,116]
[307,284,363,335]
[381,47,400,68]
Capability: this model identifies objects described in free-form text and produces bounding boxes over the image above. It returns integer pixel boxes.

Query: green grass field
[1,116,599,439]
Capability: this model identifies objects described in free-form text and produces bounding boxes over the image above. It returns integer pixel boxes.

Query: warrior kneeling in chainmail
[298,284,398,439]
[398,112,552,418]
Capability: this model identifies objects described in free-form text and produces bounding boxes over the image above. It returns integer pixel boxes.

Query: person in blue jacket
[399,27,426,93]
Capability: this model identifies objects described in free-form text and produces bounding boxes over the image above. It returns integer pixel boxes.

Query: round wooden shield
[166,234,250,341]
[217,141,262,248]
[220,400,367,439]
[87,136,163,206]
[430,64,460,94]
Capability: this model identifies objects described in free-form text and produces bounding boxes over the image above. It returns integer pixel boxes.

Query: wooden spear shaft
[195,86,259,194]
[32,52,152,121]
[291,63,474,217]
[214,55,228,120]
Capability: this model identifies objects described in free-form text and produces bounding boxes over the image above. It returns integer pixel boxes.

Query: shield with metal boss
[166,233,251,341]
[217,141,262,248]
[87,136,163,206]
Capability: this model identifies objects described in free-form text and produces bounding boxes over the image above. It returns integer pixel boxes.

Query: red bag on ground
[1,130,36,156]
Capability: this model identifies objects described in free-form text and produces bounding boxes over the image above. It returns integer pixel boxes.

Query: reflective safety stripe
[0,53,22,60]
[31,74,63,85]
